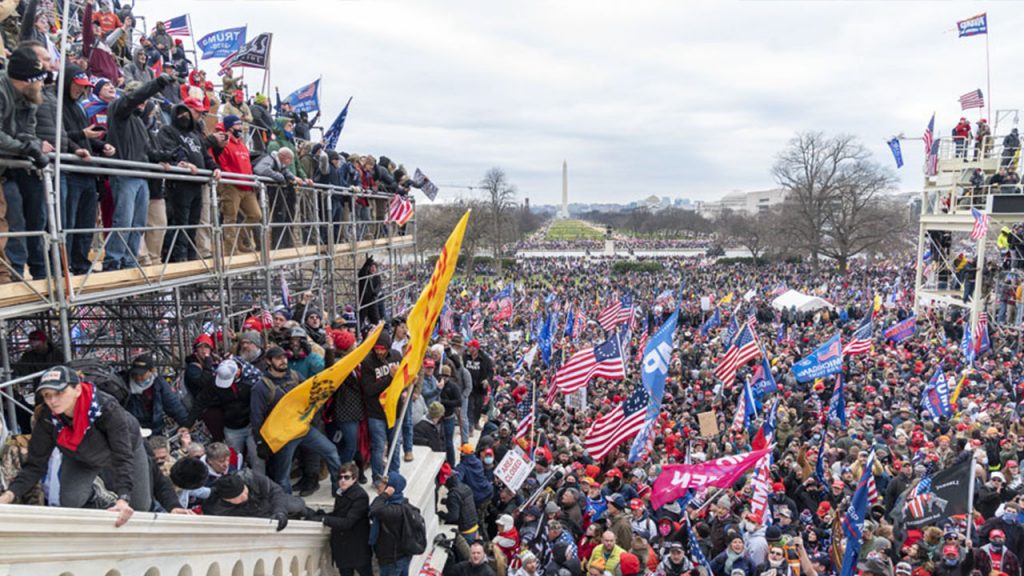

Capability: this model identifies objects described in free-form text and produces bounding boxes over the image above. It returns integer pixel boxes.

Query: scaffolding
[913,112,1022,329]
[0,154,420,432]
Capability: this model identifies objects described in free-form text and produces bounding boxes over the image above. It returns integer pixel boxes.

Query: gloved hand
[256,439,271,461]
[23,142,49,169]
[158,73,174,88]
[272,512,288,532]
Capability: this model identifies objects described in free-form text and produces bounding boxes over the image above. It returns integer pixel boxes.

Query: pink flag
[651,448,771,509]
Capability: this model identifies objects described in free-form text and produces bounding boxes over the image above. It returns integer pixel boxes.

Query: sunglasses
[339,475,354,481]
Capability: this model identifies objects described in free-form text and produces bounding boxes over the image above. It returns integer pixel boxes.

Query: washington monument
[559,160,569,219]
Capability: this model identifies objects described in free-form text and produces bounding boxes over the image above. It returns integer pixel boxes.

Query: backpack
[399,501,427,556]
[67,358,129,405]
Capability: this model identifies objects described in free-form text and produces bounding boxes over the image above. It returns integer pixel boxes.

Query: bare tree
[417,200,488,274]
[479,167,517,270]
[717,209,767,266]
[819,160,901,271]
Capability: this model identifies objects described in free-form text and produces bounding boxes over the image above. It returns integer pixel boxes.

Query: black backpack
[67,358,130,405]
[399,501,427,556]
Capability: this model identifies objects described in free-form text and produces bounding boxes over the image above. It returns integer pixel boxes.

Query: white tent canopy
[770,289,834,313]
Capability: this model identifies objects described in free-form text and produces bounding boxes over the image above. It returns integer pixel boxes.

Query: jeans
[268,426,341,494]
[401,401,414,454]
[329,419,360,464]
[378,556,411,576]
[223,425,262,474]
[460,396,470,443]
[1017,302,1024,326]
[999,301,1010,324]
[339,565,374,576]
[368,417,400,481]
[105,176,149,269]
[443,416,457,466]
[4,169,47,279]
[61,173,98,274]
[355,202,370,241]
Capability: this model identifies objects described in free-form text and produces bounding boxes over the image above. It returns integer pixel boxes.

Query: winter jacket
[444,478,479,533]
[324,483,372,569]
[12,342,64,378]
[360,349,401,420]
[107,76,171,163]
[413,419,445,452]
[203,468,288,519]
[973,545,1020,576]
[250,368,303,435]
[123,49,156,84]
[80,2,123,85]
[155,103,219,172]
[34,84,78,153]
[186,358,261,429]
[8,388,143,499]
[440,377,463,419]
[253,151,296,186]
[456,454,494,505]
[710,551,755,576]
[465,351,495,393]
[369,474,411,565]
[0,74,41,173]
[288,348,324,381]
[332,372,364,423]
[210,132,254,189]
[266,117,306,178]
[61,72,106,156]
[124,377,189,431]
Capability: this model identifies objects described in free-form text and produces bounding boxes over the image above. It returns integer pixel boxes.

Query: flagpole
[985,26,992,123]
[966,454,977,542]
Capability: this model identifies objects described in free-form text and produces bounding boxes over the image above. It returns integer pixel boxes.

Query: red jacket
[213,135,254,190]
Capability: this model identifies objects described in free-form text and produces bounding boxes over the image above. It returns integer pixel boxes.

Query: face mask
[284,130,294,140]
[944,559,959,567]
[231,129,243,139]
[659,524,671,537]
[484,456,494,465]
[992,542,1004,551]
[1004,512,1019,524]
[174,114,191,129]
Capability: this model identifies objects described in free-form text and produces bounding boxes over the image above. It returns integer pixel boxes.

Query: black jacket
[155,104,219,183]
[464,351,494,393]
[439,377,463,419]
[185,358,260,429]
[9,388,143,499]
[444,479,479,533]
[107,76,171,163]
[413,419,445,452]
[203,468,287,519]
[324,483,372,569]
[12,342,65,378]
[61,73,105,155]
[35,84,79,153]
[369,495,409,565]
[360,349,401,420]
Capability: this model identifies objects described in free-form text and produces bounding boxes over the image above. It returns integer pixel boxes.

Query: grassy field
[546,219,605,241]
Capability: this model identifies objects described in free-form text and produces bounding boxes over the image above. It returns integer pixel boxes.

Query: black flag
[893,457,974,529]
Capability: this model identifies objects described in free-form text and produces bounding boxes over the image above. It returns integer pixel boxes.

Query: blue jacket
[456,454,493,505]
[125,377,189,432]
[289,351,324,381]
[710,551,755,576]
[420,374,440,406]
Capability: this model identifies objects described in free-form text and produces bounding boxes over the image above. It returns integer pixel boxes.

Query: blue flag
[538,313,552,367]
[814,431,827,485]
[884,316,916,343]
[629,309,679,462]
[763,397,780,442]
[563,304,574,339]
[958,13,987,37]
[324,97,353,150]
[887,137,904,168]
[840,450,876,576]
[792,333,843,383]
[962,322,975,364]
[700,308,721,337]
[750,356,777,398]
[197,26,247,59]
[722,313,740,350]
[921,367,952,421]
[284,78,321,114]
[828,373,847,429]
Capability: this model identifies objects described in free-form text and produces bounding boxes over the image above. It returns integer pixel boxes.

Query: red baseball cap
[630,498,644,510]
[423,358,436,368]
[991,529,1006,539]
[943,544,959,556]
[772,482,785,493]
[183,97,208,112]
[467,339,480,348]
[606,469,622,478]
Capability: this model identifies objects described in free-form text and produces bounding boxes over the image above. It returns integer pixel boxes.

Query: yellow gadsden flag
[382,210,471,427]
[261,323,384,452]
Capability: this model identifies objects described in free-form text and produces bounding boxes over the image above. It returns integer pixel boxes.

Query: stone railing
[0,504,331,576]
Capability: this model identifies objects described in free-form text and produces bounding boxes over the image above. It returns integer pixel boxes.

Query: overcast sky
[145,1,1021,205]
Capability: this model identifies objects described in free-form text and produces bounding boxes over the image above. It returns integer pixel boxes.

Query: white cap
[215,359,238,389]
[497,514,514,529]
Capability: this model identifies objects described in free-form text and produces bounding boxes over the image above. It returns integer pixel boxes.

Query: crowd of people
[3,248,1024,576]
[0,0,426,284]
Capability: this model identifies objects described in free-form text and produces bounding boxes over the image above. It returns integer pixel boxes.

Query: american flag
[974,311,990,355]
[970,207,990,240]
[686,517,714,576]
[923,113,935,156]
[867,474,880,506]
[439,304,454,334]
[748,451,773,526]
[471,313,484,335]
[162,14,191,37]
[634,331,649,363]
[746,307,758,330]
[731,378,757,432]
[926,139,940,177]
[959,89,985,110]
[584,381,649,460]
[553,329,627,394]
[844,315,873,356]
[280,272,290,309]
[597,295,632,332]
[514,396,534,440]
[387,195,414,226]
[714,322,760,386]
[905,469,934,519]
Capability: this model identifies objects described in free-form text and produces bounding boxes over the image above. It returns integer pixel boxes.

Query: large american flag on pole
[959,89,985,110]
[584,381,649,460]
[597,295,632,332]
[971,207,990,240]
[905,467,934,519]
[387,195,414,226]
[714,322,760,386]
[162,15,191,37]
[924,113,939,177]
[844,315,873,356]
[553,329,627,394]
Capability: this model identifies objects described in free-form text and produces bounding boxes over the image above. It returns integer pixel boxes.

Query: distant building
[698,188,788,219]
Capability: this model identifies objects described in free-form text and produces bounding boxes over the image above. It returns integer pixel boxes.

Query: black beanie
[7,46,46,82]
[214,474,246,499]
[169,457,208,490]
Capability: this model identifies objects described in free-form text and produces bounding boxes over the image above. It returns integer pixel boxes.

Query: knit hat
[92,77,111,96]
[223,114,241,132]
[215,474,246,499]
[619,552,641,576]
[254,93,268,105]
[170,457,208,490]
[7,46,46,82]
[332,329,355,351]
[427,402,444,420]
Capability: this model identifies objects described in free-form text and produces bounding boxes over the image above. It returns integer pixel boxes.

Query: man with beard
[360,331,402,481]
[464,339,494,431]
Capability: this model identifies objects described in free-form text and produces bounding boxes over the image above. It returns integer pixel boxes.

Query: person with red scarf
[0,366,151,527]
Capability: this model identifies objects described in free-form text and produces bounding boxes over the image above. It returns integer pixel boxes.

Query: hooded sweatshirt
[266,116,306,178]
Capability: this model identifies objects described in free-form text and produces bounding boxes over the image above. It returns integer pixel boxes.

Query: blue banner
[958,13,987,37]
[284,78,321,114]
[324,97,352,150]
[197,26,246,60]
[884,315,916,343]
[792,333,843,383]
[628,309,679,462]
[888,137,903,168]
[827,373,847,428]
[839,450,875,576]
[750,356,776,398]
[921,367,952,421]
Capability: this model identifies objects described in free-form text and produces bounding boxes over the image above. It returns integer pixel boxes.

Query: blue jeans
[355,203,370,241]
[61,173,98,274]
[328,419,360,464]
[4,169,47,279]
[443,416,456,466]
[105,176,149,269]
[401,401,413,454]
[378,556,411,576]
[368,417,400,481]
[460,396,470,443]
[269,426,341,494]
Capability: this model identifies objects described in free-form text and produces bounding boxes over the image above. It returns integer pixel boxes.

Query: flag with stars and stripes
[598,295,632,332]
[714,322,761,386]
[974,311,991,355]
[686,517,714,576]
[553,329,627,394]
[584,381,649,460]
[827,373,847,429]
[959,88,985,110]
[162,14,191,36]
[971,207,990,240]
[844,315,873,356]
[905,466,934,519]
[962,321,975,364]
[514,396,534,440]
[839,449,876,576]
[730,378,758,432]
